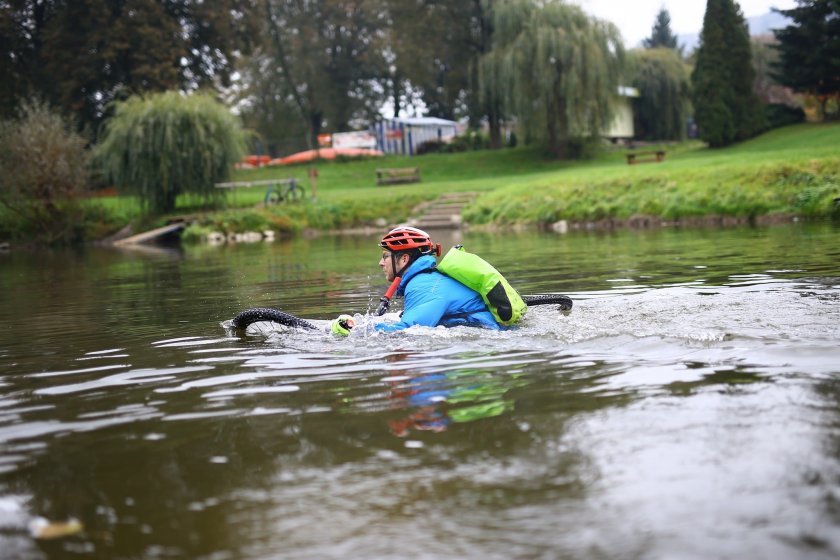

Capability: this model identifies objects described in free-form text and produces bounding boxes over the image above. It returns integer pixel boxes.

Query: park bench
[214,178,303,206]
[626,151,666,165]
[376,167,421,186]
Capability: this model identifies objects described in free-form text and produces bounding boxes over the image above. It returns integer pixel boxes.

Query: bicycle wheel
[522,294,573,311]
[231,307,318,331]
[287,185,305,201]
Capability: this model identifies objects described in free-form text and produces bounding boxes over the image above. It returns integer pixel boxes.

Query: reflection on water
[0,223,839,559]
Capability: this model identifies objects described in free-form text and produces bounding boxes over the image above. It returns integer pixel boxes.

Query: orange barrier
[241,155,271,167]
[268,147,384,166]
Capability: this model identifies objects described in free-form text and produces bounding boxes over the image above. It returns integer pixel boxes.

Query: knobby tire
[231,307,318,331]
[522,294,573,311]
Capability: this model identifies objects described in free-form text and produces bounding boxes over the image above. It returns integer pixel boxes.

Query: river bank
[180,123,840,243]
[0,123,837,249]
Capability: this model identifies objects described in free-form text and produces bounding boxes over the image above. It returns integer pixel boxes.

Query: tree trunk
[488,101,502,149]
[265,0,313,149]
[309,111,322,149]
[546,101,563,158]
[163,188,177,214]
[392,73,403,118]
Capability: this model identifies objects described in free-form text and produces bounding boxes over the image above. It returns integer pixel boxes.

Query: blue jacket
[375,255,501,332]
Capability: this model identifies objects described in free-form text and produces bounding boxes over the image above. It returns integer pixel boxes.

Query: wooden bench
[626,151,666,165]
[376,167,421,186]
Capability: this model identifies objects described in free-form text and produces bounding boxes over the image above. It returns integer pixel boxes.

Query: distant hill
[676,10,791,53]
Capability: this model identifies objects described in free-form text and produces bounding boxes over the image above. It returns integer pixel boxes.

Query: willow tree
[630,48,691,140]
[95,91,247,214]
[480,0,624,158]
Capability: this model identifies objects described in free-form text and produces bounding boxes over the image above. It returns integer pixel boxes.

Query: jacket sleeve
[374,276,447,332]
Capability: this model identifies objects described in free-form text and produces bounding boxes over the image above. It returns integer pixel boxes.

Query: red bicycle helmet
[379,226,441,256]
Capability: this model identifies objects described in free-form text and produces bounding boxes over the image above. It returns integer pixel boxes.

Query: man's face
[379,251,407,282]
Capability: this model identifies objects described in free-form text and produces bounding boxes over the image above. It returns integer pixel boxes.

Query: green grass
[13,122,834,243]
[461,123,840,225]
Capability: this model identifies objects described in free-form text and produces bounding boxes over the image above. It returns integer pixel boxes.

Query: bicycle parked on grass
[264,179,305,205]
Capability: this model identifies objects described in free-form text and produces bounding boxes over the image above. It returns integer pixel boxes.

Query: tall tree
[384,0,504,146]
[386,0,472,120]
[470,0,506,148]
[261,0,388,147]
[643,7,680,50]
[480,0,624,158]
[231,50,312,157]
[771,0,840,120]
[0,0,256,133]
[630,48,691,140]
[751,35,800,106]
[691,0,764,147]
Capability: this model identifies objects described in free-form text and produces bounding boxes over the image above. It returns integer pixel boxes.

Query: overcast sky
[573,0,798,47]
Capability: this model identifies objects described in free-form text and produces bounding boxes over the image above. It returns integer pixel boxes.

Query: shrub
[764,104,806,130]
[181,223,215,244]
[415,140,446,155]
[454,131,490,151]
[416,131,495,155]
[0,100,91,244]
[227,210,270,232]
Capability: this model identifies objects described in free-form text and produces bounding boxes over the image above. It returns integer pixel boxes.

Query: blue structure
[372,117,459,156]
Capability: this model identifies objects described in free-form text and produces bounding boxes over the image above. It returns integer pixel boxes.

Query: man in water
[331,226,500,334]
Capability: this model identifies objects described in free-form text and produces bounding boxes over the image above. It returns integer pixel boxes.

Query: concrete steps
[409,192,478,230]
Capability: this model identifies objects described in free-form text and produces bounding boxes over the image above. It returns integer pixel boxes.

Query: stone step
[423,206,463,216]
[413,221,461,230]
[418,213,462,222]
[409,191,478,230]
[421,201,468,209]
[429,198,468,203]
[438,191,479,200]
[425,202,466,209]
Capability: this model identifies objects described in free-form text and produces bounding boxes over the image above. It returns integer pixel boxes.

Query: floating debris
[28,517,84,540]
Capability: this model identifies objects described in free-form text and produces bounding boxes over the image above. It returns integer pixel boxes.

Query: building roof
[391,117,457,127]
[618,86,640,98]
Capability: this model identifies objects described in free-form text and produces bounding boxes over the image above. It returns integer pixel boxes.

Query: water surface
[1,223,839,559]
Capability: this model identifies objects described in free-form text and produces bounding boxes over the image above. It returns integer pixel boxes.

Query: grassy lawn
[196,123,839,231]
[463,123,840,225]
[23,122,833,243]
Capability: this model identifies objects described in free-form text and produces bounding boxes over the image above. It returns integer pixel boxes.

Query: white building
[603,86,640,140]
[372,117,459,155]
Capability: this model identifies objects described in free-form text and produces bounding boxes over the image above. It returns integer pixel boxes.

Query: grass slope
[29,123,833,243]
[217,123,839,233]
[468,125,839,227]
